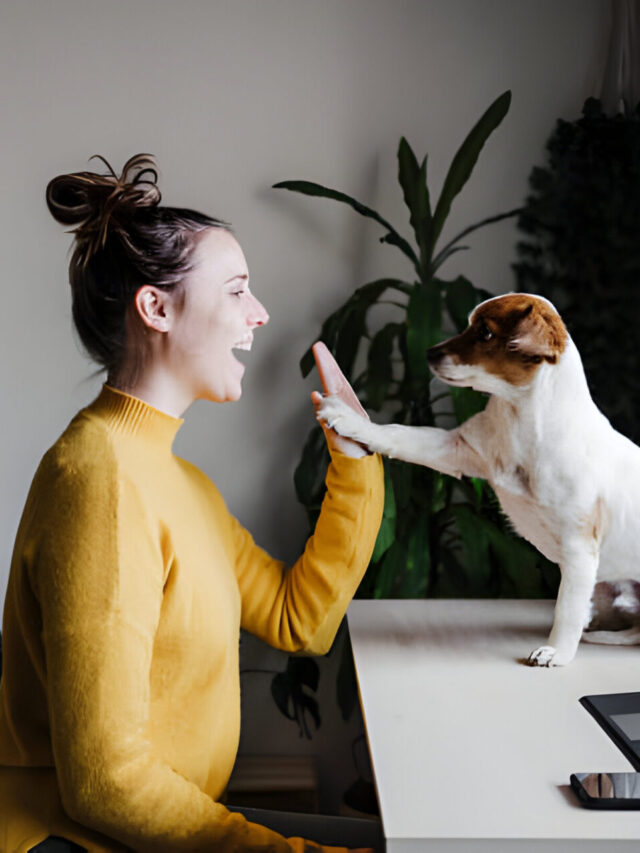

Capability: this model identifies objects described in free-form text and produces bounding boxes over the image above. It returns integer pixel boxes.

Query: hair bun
[46,153,162,263]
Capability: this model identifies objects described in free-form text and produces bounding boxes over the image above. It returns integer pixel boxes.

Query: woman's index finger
[312,341,347,395]
[312,342,367,417]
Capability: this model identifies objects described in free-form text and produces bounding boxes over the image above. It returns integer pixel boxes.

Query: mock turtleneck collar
[88,384,184,449]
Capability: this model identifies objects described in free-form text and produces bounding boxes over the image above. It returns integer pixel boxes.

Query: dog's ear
[508,302,567,364]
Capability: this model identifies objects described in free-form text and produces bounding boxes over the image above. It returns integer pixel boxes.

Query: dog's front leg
[527,540,599,667]
[317,395,472,478]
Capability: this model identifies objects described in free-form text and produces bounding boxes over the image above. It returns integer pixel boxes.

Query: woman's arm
[234,346,384,654]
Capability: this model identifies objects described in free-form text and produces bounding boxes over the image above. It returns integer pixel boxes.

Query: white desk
[347,599,640,852]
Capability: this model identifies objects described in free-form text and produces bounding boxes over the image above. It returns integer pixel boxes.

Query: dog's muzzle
[427,344,447,369]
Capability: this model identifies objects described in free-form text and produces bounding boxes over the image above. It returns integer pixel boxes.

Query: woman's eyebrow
[224,274,248,284]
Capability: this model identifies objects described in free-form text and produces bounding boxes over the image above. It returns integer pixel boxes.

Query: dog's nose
[427,346,445,366]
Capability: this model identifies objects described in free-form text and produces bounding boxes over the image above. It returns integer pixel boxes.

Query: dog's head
[427,293,568,397]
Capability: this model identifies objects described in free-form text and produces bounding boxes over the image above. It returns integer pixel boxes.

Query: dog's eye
[478,322,493,342]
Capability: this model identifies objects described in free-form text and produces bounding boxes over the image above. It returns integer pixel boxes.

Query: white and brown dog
[318,293,640,666]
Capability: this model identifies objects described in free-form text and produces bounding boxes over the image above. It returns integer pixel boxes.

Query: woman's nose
[248,293,269,327]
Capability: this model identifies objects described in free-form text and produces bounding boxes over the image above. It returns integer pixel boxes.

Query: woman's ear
[133,285,174,333]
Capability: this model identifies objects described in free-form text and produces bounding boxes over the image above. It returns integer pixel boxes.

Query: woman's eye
[232,290,245,297]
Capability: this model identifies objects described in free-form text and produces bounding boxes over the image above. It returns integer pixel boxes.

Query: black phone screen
[571,772,640,809]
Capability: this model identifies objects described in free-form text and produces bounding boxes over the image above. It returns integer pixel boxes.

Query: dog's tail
[582,628,640,645]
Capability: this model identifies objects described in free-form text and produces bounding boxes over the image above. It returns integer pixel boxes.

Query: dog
[318,293,640,666]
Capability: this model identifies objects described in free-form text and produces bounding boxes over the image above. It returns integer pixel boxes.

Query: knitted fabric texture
[0,385,383,852]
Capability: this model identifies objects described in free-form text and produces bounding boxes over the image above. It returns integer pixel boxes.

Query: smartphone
[570,772,640,809]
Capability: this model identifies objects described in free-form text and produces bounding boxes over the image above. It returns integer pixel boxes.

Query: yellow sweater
[0,385,384,852]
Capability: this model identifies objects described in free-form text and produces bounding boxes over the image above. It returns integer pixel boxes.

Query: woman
[0,155,384,852]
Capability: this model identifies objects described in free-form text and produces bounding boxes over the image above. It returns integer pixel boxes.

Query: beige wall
[0,0,609,814]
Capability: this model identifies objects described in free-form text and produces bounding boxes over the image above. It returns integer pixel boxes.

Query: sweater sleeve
[233,450,384,655]
[31,456,342,853]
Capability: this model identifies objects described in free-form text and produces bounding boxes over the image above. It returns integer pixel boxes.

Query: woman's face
[168,227,269,403]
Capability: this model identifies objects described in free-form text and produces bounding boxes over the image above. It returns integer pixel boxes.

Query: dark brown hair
[46,153,229,376]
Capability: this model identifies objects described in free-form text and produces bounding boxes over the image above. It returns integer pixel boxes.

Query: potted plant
[275,91,559,601]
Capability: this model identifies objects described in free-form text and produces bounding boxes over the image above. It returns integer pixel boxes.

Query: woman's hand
[311,342,370,458]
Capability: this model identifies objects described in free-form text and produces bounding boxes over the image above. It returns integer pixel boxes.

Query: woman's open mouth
[233,336,253,351]
[231,336,253,365]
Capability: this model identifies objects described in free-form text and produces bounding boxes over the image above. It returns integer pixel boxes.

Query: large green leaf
[434,548,472,597]
[486,524,556,598]
[397,137,431,263]
[430,91,511,254]
[300,305,348,378]
[451,504,493,591]
[406,282,442,379]
[293,425,329,526]
[389,459,412,509]
[335,306,365,380]
[371,465,397,563]
[448,386,488,423]
[430,471,450,514]
[373,540,405,598]
[449,504,559,598]
[300,279,411,378]
[365,321,403,410]
[397,514,430,597]
[274,180,420,271]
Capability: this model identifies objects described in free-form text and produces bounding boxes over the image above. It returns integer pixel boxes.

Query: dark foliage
[514,98,640,443]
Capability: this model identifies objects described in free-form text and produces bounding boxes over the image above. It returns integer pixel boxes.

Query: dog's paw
[526,645,560,667]
[318,396,367,440]
[525,644,576,667]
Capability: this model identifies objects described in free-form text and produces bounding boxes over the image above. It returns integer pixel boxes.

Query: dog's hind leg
[584,581,640,643]
[582,628,640,645]
[611,580,640,614]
